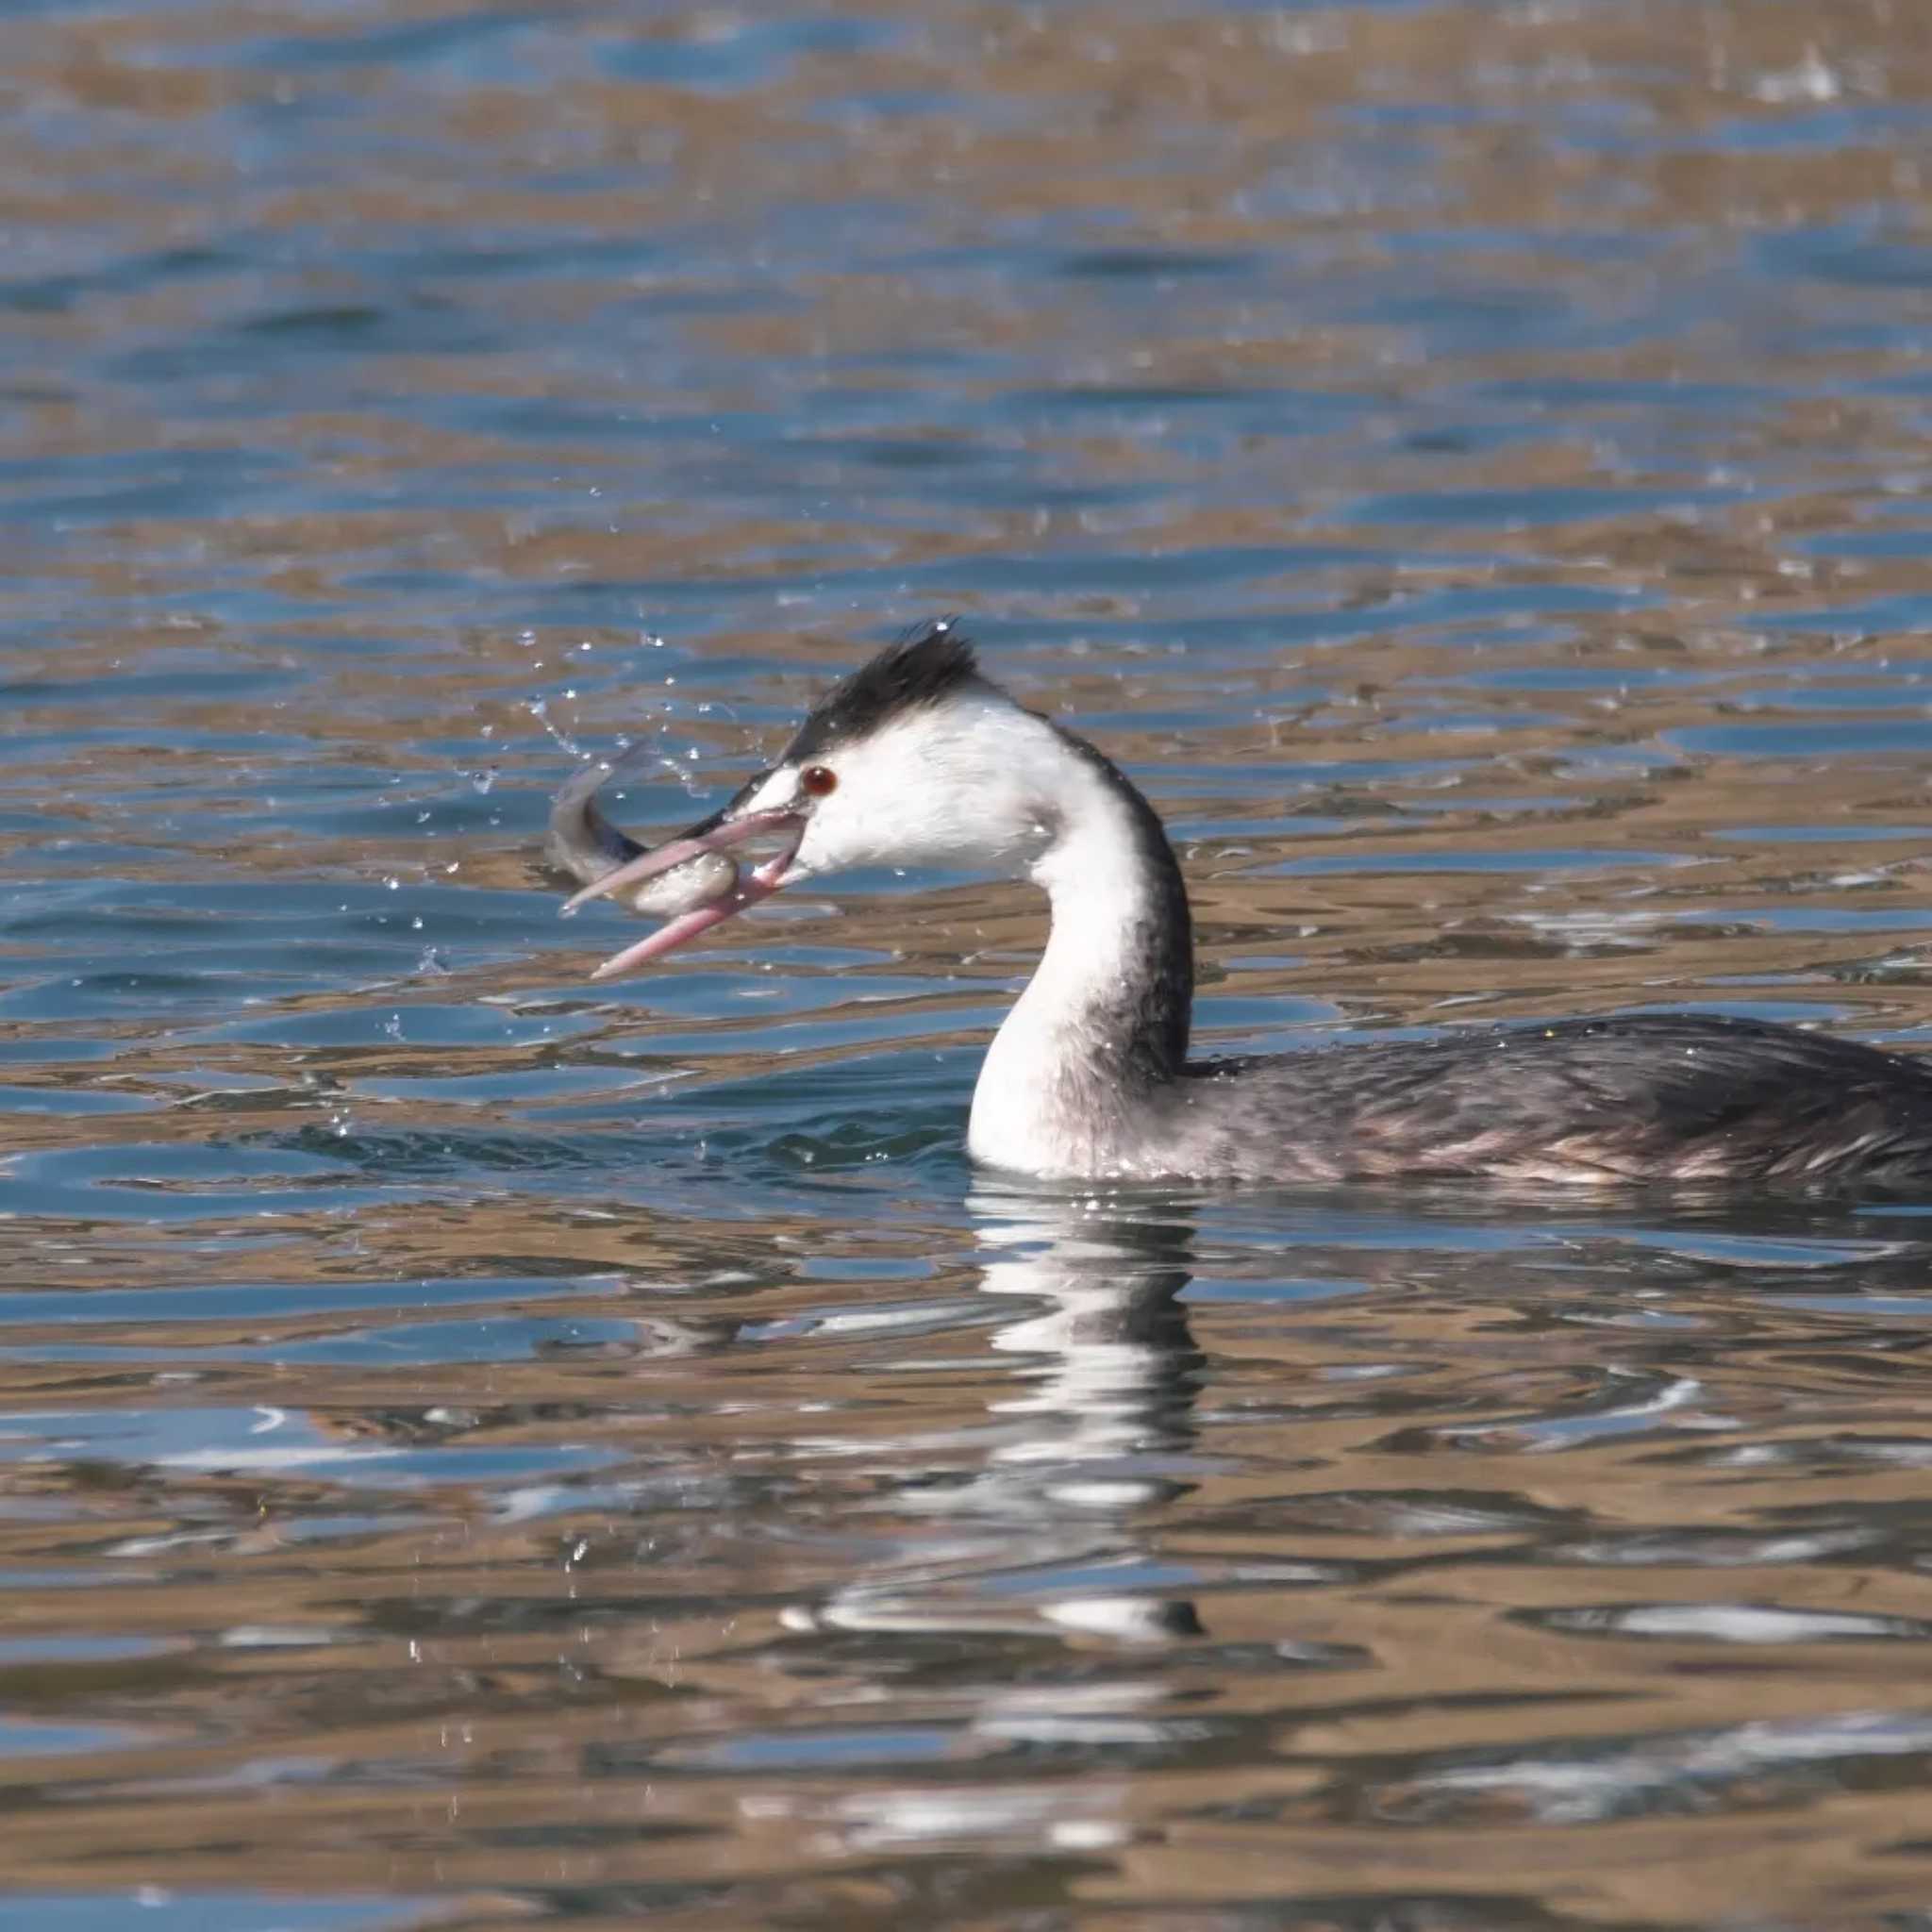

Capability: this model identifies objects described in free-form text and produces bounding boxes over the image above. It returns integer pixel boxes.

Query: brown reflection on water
[6,1198,1932,1925]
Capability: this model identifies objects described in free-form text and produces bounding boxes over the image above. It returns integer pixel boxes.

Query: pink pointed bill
[560,808,802,915]
[560,808,807,980]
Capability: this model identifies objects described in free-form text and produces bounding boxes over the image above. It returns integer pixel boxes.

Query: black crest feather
[782,621,982,763]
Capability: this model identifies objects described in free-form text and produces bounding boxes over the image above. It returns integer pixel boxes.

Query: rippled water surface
[7,1,1932,1925]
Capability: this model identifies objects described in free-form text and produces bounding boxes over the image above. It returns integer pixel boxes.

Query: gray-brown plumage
[1161,1013,1932,1187]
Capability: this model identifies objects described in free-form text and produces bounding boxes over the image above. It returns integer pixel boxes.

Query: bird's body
[550,625,1932,1190]
[1137,1016,1932,1187]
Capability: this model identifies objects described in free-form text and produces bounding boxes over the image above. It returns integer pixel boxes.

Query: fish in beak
[548,623,982,982]
[549,760,806,980]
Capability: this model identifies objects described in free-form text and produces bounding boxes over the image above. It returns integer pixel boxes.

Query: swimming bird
[549,623,1932,1187]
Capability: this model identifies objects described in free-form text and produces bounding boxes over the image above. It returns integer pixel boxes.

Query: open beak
[560,800,806,980]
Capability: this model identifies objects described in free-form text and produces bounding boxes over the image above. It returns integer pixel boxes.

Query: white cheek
[742,769,802,815]
[799,704,1059,874]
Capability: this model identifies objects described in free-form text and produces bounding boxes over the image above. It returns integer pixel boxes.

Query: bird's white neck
[966,725,1192,1179]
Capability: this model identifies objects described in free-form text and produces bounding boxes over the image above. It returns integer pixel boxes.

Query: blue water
[5,2,1932,1927]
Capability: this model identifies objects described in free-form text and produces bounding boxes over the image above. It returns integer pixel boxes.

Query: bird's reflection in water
[776,1189,1209,1857]
[784,1184,1206,1647]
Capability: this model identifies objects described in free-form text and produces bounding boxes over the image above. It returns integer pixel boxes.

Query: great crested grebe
[548,623,1932,1188]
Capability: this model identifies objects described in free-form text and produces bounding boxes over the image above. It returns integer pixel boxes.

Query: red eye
[800,764,838,798]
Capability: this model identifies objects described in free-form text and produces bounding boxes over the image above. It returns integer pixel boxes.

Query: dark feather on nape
[782,620,981,762]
